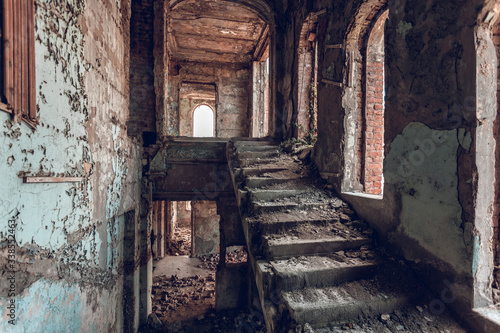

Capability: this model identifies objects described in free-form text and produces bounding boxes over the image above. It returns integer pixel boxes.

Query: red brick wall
[364,59,384,194]
[355,8,387,195]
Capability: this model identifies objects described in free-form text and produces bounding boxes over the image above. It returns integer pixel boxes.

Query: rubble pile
[195,248,248,270]
[196,254,219,270]
[166,227,192,256]
[225,247,248,264]
[152,274,216,322]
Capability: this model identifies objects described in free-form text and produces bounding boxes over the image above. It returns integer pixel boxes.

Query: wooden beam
[28,0,36,120]
[322,79,343,87]
[326,44,343,49]
[13,0,21,121]
[3,0,14,106]
[23,177,84,183]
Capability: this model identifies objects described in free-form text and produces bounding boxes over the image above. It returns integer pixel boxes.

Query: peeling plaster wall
[0,1,141,332]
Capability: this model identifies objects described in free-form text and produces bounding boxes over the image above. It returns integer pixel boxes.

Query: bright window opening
[193,105,215,137]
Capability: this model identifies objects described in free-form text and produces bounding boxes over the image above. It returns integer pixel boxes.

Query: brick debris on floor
[166,227,192,256]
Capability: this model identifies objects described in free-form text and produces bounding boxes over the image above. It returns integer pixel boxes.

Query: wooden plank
[175,33,255,54]
[3,0,14,106]
[21,0,28,118]
[23,177,84,183]
[13,0,21,120]
[28,0,36,120]
[322,79,343,87]
[171,18,263,41]
[326,44,343,49]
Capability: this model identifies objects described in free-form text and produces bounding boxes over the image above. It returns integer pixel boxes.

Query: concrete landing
[153,255,211,278]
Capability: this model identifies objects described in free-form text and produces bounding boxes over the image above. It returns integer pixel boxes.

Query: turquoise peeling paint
[0,278,120,332]
[0,279,85,332]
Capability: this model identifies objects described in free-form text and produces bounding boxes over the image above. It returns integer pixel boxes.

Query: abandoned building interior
[2,0,500,332]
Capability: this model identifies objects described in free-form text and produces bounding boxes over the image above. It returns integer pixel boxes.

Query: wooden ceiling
[168,0,268,63]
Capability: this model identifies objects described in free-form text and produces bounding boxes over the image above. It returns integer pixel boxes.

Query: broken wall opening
[251,44,270,138]
[296,13,319,141]
[150,200,220,326]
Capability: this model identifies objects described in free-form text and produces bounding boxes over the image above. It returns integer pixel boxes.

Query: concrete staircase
[226,139,427,332]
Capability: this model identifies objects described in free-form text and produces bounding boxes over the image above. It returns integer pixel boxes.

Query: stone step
[282,280,412,327]
[257,217,340,235]
[245,176,297,188]
[270,252,379,291]
[249,189,313,202]
[236,145,280,153]
[251,201,333,215]
[233,167,289,183]
[238,150,280,160]
[233,140,276,147]
[263,234,371,259]
[238,167,289,177]
[238,157,283,167]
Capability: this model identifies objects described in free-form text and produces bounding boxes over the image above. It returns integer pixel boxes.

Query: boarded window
[0,0,36,125]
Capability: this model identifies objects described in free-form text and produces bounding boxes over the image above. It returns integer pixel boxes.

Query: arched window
[193,105,215,137]
[342,3,387,198]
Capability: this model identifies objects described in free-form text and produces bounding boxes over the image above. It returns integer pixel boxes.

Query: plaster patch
[385,122,470,274]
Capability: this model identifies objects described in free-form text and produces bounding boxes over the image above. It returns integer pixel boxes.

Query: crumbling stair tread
[236,145,280,152]
[282,279,413,326]
[269,252,379,290]
[245,176,302,188]
[248,189,315,202]
[263,233,371,259]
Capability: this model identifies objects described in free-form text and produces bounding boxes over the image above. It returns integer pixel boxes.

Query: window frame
[0,0,36,127]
